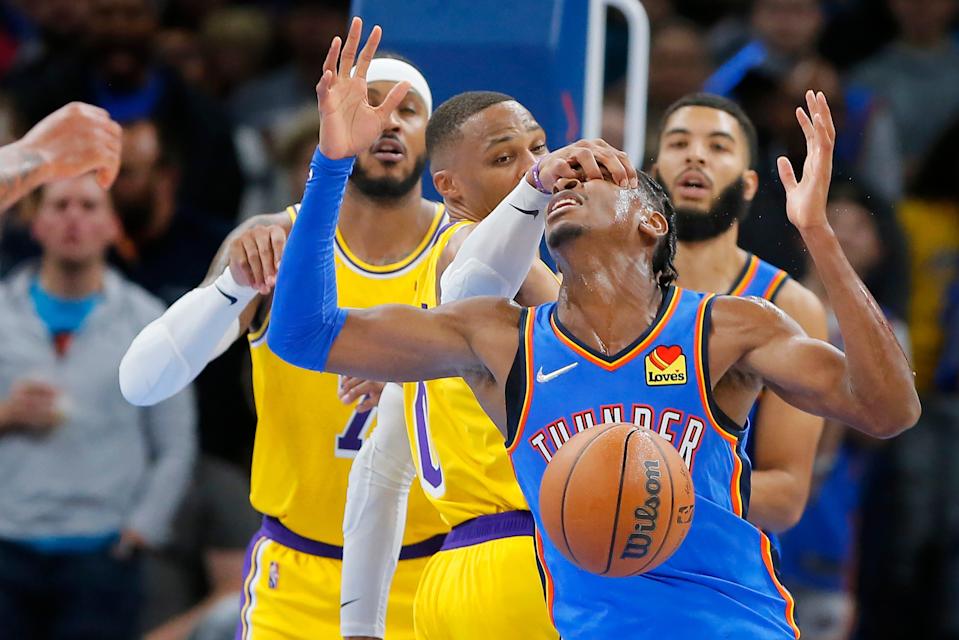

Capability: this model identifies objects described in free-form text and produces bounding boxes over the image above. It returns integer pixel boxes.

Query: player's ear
[432,169,460,200]
[639,210,668,239]
[743,169,759,202]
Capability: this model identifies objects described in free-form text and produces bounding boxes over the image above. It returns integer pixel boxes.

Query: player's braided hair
[638,171,678,290]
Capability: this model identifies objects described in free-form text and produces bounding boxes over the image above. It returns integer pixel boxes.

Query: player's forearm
[747,470,807,533]
[0,141,49,212]
[342,384,415,638]
[801,224,920,436]
[268,149,352,370]
[440,178,550,303]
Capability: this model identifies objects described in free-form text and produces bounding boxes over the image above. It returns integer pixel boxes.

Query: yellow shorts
[413,512,558,640]
[237,517,439,640]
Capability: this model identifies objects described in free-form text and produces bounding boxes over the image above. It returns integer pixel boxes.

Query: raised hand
[316,17,411,160]
[777,90,836,232]
[531,139,639,193]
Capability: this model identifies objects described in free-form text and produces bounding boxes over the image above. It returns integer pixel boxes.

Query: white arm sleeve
[341,383,416,639]
[439,177,551,304]
[118,267,258,406]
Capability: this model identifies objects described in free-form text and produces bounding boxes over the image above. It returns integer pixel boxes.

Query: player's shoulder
[768,278,827,338]
[436,220,476,275]
[709,294,800,344]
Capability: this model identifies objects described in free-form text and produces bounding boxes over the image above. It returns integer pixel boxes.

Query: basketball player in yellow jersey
[119,55,448,640]
[337,92,637,640]
[649,93,828,535]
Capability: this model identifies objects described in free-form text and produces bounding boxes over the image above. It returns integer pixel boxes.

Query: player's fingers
[322,36,341,78]
[269,227,286,277]
[817,91,836,142]
[241,236,266,292]
[252,229,276,287]
[594,149,630,187]
[573,149,604,181]
[339,17,363,78]
[355,394,378,413]
[376,81,411,120]
[777,156,798,192]
[795,107,814,144]
[354,24,381,78]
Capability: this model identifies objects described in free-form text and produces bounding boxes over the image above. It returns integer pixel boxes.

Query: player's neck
[338,183,436,266]
[38,256,105,299]
[674,224,748,295]
[556,249,664,356]
[443,199,483,224]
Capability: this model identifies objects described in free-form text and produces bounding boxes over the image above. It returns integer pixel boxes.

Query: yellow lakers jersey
[402,221,530,528]
[248,203,449,545]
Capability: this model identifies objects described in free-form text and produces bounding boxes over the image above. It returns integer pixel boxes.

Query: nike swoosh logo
[536,362,578,383]
[341,598,360,608]
[214,285,237,305]
[510,203,540,218]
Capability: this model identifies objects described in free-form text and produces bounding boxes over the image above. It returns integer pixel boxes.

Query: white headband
[362,58,433,116]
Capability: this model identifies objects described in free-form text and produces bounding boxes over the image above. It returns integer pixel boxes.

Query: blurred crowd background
[0,0,957,638]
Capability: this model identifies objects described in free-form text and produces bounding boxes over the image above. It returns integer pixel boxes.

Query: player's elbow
[863,392,922,439]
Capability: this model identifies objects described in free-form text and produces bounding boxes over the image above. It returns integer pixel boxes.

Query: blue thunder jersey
[505,287,801,639]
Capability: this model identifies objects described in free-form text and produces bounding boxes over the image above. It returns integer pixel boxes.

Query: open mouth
[675,170,712,199]
[546,190,586,219]
[370,137,406,163]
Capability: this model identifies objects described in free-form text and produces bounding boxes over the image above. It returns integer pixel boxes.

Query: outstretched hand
[316,17,410,160]
[778,90,835,232]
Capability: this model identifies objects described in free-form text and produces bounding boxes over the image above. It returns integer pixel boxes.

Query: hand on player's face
[355,82,428,179]
[316,17,411,160]
[228,224,287,294]
[778,90,836,232]
[654,106,751,212]
[533,139,638,195]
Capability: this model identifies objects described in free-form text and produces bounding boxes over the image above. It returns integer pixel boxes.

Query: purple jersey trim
[261,516,444,560]
[440,510,535,551]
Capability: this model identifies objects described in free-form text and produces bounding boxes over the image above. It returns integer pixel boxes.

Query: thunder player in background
[650,93,828,534]
[267,20,919,638]
[340,92,633,640]
[119,53,448,638]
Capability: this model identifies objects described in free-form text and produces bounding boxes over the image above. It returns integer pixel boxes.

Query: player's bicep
[325,301,481,382]
[740,307,852,421]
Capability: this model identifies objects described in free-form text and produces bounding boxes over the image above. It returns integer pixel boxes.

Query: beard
[656,173,750,242]
[546,223,585,252]
[350,153,426,201]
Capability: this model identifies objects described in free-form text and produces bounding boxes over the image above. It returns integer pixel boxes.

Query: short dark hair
[426,90,514,161]
[656,93,759,169]
[640,171,678,289]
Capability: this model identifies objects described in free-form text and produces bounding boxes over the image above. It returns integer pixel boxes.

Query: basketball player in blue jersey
[269,20,920,638]
[651,94,828,535]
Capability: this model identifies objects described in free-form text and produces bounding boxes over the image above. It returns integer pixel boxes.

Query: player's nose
[553,177,583,193]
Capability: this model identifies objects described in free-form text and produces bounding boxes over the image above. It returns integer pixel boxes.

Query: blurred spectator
[1,0,91,79]
[201,7,273,101]
[780,182,909,640]
[0,173,196,639]
[849,0,959,174]
[156,28,208,93]
[142,456,259,640]
[230,1,346,133]
[11,0,244,219]
[274,106,319,210]
[111,119,231,305]
[897,116,959,393]
[706,0,824,95]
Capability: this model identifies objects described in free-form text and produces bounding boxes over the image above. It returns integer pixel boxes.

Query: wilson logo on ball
[621,460,662,559]
[645,345,687,386]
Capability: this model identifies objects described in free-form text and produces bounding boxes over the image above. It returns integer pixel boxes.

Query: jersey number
[335,408,376,458]
[412,382,445,497]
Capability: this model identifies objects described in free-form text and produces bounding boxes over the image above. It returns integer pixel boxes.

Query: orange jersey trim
[762,269,790,300]
[535,530,557,627]
[548,289,681,372]
[728,255,760,297]
[761,534,801,638]
[507,307,538,455]
[693,295,745,517]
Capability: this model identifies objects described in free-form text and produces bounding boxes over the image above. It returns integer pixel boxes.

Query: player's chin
[546,221,586,251]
